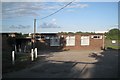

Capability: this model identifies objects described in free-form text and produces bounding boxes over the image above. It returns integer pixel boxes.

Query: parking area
[3,49,118,78]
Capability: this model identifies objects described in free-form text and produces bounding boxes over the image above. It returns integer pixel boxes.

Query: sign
[112,40,116,44]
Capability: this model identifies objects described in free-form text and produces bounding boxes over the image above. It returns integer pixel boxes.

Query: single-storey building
[1,33,31,52]
[2,32,105,52]
[60,33,105,50]
[33,33,105,50]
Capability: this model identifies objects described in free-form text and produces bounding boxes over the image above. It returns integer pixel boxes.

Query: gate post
[35,48,37,58]
[12,51,15,65]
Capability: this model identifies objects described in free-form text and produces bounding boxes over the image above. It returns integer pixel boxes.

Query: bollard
[34,48,37,58]
[31,49,34,61]
[12,51,15,65]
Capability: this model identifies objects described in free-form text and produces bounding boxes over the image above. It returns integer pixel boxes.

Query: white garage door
[66,36,75,46]
[81,36,89,46]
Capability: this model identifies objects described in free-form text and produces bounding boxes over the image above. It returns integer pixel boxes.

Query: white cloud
[1,0,119,2]
[2,2,89,19]
[2,2,43,19]
[9,25,31,29]
[40,18,60,28]
[51,18,57,24]
[1,0,77,2]
[66,3,88,8]
[40,22,61,28]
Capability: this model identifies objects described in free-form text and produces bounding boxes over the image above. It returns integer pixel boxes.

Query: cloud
[51,18,57,24]
[2,0,119,2]
[40,23,60,28]
[40,18,61,28]
[66,2,88,8]
[51,18,56,22]
[2,2,43,18]
[2,2,62,19]
[2,2,88,19]
[1,0,80,2]
[40,22,61,28]
[9,25,31,29]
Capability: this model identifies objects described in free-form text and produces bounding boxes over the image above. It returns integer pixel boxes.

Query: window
[66,36,75,46]
[45,36,49,39]
[91,35,102,39]
[50,36,60,46]
[81,36,89,46]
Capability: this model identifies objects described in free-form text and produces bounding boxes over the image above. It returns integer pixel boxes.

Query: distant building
[94,31,108,33]
[1,33,22,52]
[1,32,31,52]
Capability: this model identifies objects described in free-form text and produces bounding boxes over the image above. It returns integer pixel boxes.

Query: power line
[39,0,75,20]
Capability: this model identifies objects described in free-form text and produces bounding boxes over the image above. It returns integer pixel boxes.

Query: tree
[105,28,120,40]
[67,32,74,34]
[76,31,82,34]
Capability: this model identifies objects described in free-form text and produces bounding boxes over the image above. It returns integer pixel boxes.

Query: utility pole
[31,18,37,61]
[34,18,36,38]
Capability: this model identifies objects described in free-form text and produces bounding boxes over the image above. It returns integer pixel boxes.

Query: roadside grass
[2,51,42,74]
[106,45,120,50]
[105,39,120,50]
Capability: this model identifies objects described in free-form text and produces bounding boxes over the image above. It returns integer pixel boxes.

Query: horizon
[0,30,109,34]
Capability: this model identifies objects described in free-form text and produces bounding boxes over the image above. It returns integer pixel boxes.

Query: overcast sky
[1,2,118,33]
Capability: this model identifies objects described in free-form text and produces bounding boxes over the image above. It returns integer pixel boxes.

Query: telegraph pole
[31,18,37,61]
[34,19,36,38]
[34,19,38,59]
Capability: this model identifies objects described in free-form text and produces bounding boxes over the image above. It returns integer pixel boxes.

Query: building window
[81,36,89,46]
[66,36,75,46]
[50,36,60,46]
[45,36,49,39]
[9,34,15,37]
[91,35,102,39]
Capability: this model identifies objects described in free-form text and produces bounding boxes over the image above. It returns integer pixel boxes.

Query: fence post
[35,48,37,58]
[31,49,34,61]
[24,46,26,53]
[102,35,105,50]
[15,45,17,52]
[19,45,21,52]
[12,51,15,65]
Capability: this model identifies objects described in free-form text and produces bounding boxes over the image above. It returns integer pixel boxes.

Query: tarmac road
[2,50,118,78]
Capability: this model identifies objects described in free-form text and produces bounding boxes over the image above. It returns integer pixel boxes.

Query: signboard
[112,40,116,44]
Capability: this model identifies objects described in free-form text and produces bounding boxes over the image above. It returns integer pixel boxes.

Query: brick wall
[61,34,104,50]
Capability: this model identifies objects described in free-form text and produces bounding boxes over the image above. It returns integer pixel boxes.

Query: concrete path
[3,50,118,78]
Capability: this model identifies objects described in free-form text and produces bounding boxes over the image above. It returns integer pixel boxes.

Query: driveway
[3,50,118,78]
